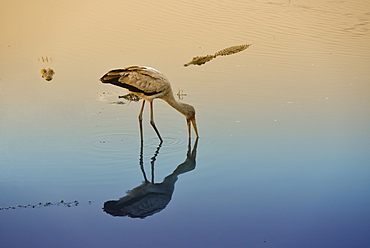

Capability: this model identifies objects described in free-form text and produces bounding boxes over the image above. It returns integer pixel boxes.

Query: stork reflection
[103,138,199,218]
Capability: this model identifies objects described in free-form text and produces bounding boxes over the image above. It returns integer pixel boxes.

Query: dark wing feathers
[100,66,167,96]
[100,70,150,94]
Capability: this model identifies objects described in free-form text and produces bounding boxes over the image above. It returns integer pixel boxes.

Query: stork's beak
[187,117,199,138]
[192,118,199,138]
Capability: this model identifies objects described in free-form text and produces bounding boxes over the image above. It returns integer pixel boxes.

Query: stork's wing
[100,66,169,96]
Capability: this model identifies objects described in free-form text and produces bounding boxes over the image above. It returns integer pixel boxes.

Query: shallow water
[1,0,370,247]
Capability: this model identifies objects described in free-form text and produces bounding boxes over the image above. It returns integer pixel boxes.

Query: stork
[100,66,199,142]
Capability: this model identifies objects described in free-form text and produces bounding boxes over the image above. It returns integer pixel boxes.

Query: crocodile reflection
[103,138,198,218]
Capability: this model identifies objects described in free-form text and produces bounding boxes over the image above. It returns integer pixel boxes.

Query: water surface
[1,0,370,247]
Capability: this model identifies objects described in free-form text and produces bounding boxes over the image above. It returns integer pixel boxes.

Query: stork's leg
[149,101,163,143]
[138,100,146,143]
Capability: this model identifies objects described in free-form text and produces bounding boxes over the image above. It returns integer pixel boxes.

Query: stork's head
[183,104,199,138]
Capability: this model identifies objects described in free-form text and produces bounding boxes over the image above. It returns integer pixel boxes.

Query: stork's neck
[162,93,189,117]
